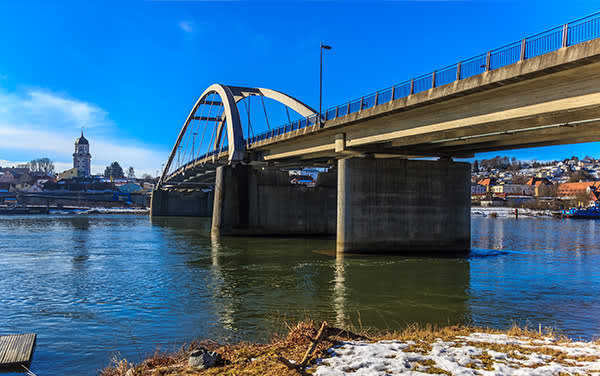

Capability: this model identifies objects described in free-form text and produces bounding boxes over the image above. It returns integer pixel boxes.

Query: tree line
[12,158,155,180]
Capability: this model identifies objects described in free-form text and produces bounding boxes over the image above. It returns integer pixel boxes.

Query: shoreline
[50,207,150,215]
[0,206,150,215]
[471,206,557,218]
[100,322,600,375]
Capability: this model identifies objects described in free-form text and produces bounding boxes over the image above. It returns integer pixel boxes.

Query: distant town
[2,131,600,212]
[472,155,600,209]
[0,132,157,211]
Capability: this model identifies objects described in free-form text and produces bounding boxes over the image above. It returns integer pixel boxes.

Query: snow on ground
[49,207,149,215]
[314,333,600,375]
[471,207,554,218]
[82,207,149,214]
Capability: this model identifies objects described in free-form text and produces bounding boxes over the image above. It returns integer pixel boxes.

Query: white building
[491,184,534,196]
[73,132,91,177]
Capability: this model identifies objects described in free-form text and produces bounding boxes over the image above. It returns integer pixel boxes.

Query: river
[0,215,599,375]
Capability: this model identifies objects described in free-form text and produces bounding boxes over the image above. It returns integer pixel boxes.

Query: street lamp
[320,42,332,126]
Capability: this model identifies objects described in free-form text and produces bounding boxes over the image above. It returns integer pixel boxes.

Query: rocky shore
[100,322,600,375]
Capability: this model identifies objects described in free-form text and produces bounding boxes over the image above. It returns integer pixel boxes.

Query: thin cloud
[0,88,167,176]
[0,88,111,130]
[178,20,194,33]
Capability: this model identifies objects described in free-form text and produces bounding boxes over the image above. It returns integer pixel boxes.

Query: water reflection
[68,216,91,270]
[332,254,347,327]
[153,217,471,335]
[2,215,600,375]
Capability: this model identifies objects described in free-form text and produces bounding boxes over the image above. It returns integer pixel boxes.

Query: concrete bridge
[153,14,600,253]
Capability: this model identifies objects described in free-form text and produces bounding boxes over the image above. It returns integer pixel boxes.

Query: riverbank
[50,206,149,215]
[0,205,149,215]
[471,206,557,218]
[100,322,600,375]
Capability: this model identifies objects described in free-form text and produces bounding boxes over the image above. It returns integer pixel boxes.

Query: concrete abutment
[150,189,214,217]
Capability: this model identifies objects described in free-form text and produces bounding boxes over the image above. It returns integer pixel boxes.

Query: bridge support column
[336,157,470,253]
[211,165,250,236]
[150,189,214,217]
[211,165,336,236]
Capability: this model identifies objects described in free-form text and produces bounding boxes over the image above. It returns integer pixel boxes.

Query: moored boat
[563,203,600,218]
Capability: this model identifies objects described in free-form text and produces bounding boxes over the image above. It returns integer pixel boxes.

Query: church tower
[73,131,91,177]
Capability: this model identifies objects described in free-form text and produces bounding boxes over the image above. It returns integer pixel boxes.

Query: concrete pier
[211,165,336,236]
[153,159,471,254]
[336,157,470,253]
[150,189,214,217]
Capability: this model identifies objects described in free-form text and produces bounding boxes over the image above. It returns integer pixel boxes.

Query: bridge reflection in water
[150,216,600,340]
[151,216,470,340]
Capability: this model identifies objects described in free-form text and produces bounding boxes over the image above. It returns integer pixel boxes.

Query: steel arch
[159,84,315,186]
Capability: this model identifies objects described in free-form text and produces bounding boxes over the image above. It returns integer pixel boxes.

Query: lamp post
[320,42,332,126]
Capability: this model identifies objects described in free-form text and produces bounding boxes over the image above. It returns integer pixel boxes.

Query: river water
[1,215,599,375]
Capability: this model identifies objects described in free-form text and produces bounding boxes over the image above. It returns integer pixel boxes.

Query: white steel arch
[159,84,315,186]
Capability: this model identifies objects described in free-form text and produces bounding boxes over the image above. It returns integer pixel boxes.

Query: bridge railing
[239,12,600,149]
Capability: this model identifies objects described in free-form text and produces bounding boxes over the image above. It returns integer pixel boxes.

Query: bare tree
[569,170,593,182]
[28,158,55,175]
[104,162,125,179]
[537,183,558,198]
[512,174,529,184]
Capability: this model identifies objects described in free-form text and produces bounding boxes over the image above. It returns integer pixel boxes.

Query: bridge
[153,13,600,253]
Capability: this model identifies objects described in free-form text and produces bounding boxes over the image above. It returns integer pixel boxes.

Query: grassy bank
[100,322,600,375]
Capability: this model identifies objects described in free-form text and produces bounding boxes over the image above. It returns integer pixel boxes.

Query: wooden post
[520,38,527,60]
[456,62,462,81]
[374,91,379,105]
[409,78,414,95]
[335,105,339,118]
[347,101,351,114]
[390,86,395,101]
[431,71,436,88]
[360,96,364,110]
[562,23,569,48]
[485,51,491,71]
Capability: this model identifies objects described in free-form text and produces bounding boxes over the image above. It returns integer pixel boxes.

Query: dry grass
[100,321,341,376]
[99,321,599,376]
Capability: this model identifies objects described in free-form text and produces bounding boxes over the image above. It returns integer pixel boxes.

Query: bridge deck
[249,38,600,162]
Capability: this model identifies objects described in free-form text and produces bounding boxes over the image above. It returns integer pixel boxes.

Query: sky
[0,0,599,176]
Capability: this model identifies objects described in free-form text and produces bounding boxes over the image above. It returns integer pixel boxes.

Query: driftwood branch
[278,321,370,375]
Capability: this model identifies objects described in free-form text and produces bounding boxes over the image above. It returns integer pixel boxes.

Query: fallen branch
[299,321,328,367]
[278,321,370,375]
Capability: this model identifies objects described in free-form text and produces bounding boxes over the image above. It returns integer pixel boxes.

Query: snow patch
[314,332,600,375]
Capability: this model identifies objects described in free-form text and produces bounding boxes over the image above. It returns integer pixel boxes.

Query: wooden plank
[0,334,36,369]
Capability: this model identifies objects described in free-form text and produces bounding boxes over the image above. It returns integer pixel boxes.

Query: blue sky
[0,0,599,175]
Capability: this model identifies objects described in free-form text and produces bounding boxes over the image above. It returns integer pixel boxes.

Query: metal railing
[241,12,600,148]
